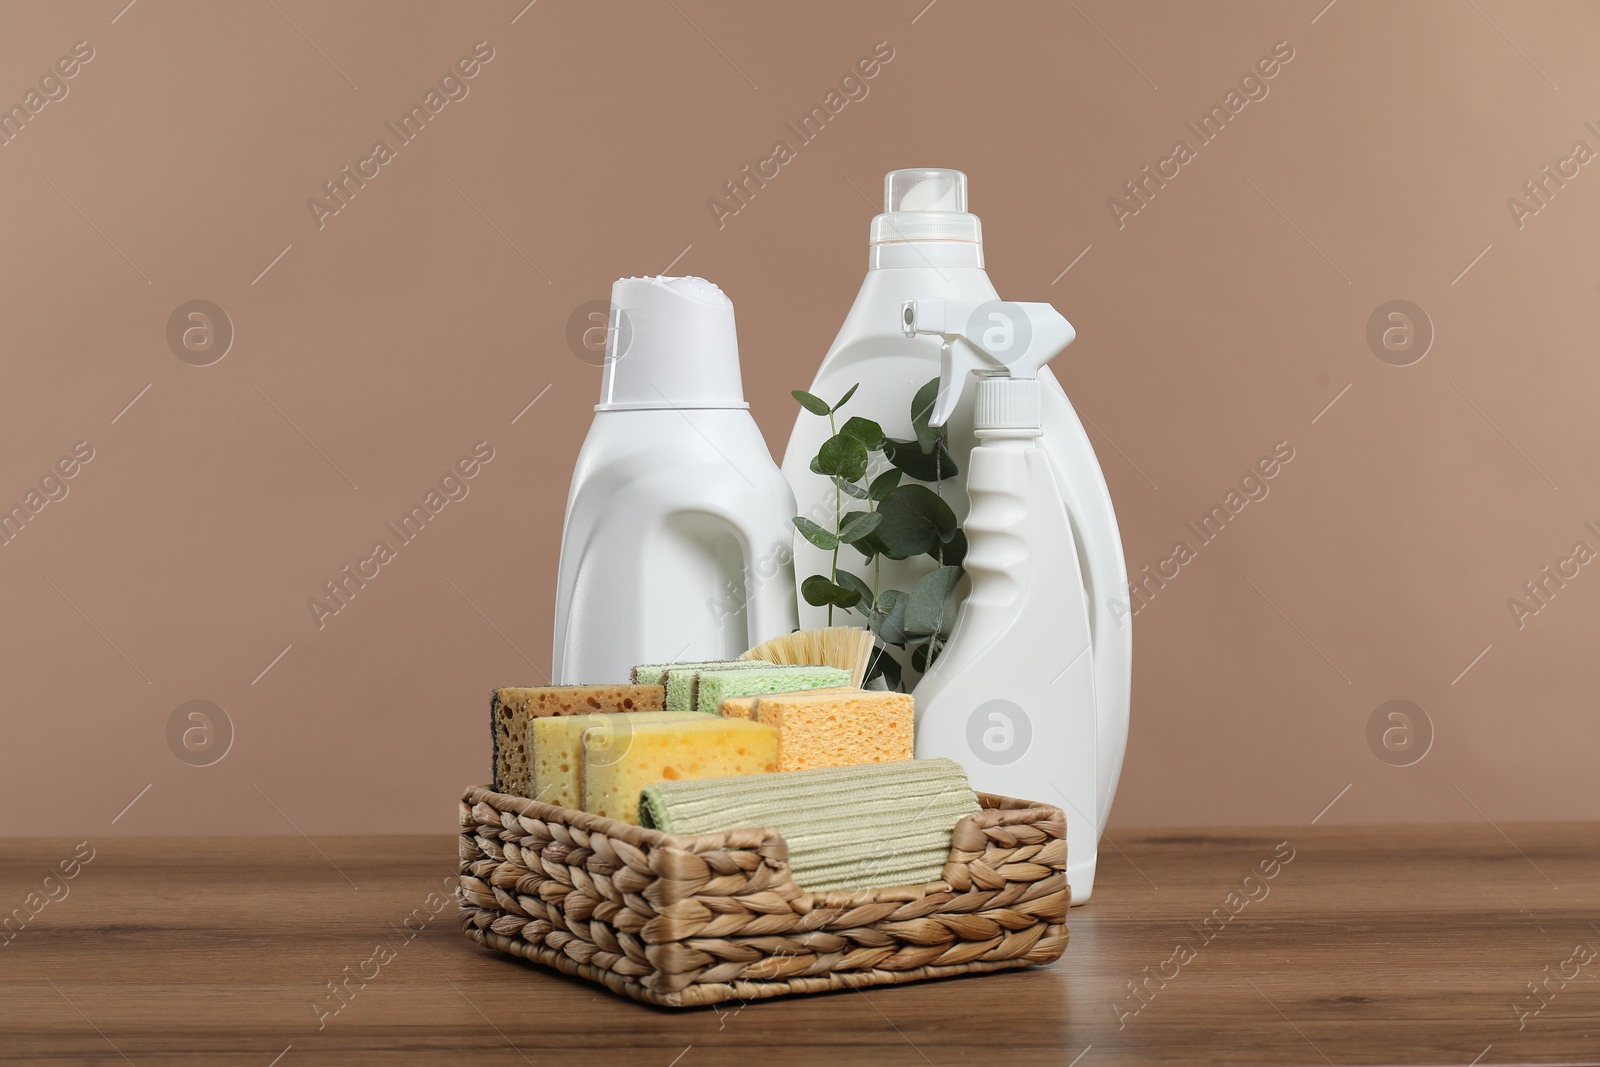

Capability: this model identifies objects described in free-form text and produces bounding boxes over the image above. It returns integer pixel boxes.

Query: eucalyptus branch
[788,377,966,691]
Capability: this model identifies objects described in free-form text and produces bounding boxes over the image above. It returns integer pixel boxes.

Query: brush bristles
[743,626,876,688]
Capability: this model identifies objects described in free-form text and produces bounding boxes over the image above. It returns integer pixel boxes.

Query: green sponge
[632,659,744,687]
[662,662,770,710]
[693,665,850,713]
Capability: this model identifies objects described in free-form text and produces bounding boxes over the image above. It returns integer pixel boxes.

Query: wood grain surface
[1,823,1596,1065]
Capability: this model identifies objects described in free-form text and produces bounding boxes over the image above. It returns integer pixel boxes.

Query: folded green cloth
[638,758,980,892]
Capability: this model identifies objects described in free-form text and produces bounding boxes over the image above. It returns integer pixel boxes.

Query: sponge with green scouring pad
[662,661,771,710]
[693,664,850,713]
[631,659,748,687]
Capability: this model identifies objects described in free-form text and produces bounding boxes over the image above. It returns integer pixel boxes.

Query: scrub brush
[742,626,876,689]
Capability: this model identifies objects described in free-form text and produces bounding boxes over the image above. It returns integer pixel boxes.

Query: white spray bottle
[901,297,1105,905]
[552,276,798,684]
[781,169,1129,903]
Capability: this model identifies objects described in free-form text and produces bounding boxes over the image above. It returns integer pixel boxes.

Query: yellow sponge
[491,684,664,796]
[719,686,848,720]
[718,695,760,720]
[530,711,706,810]
[582,717,778,824]
[752,689,914,771]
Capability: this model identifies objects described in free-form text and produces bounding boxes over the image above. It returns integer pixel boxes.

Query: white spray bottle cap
[899,298,1076,432]
[597,275,749,410]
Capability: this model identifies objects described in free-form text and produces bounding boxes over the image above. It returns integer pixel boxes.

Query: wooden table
[2,824,1596,1065]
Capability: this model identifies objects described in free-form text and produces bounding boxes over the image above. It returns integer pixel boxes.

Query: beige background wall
[2,0,1596,836]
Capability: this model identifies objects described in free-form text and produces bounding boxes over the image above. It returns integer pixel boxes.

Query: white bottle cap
[870,168,983,246]
[974,377,1043,433]
[597,276,749,410]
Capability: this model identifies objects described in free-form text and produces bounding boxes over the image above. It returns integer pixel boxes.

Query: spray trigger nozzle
[900,298,1075,427]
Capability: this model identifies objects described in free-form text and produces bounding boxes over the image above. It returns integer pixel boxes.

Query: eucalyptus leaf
[834,570,874,611]
[839,479,869,500]
[905,565,963,637]
[867,469,902,502]
[837,509,883,545]
[832,383,859,412]
[801,574,861,609]
[853,530,887,562]
[876,484,959,558]
[882,437,959,482]
[863,645,902,692]
[865,526,914,561]
[792,516,838,551]
[793,389,831,416]
[876,587,907,613]
[913,637,948,674]
[839,416,885,451]
[935,528,968,568]
[801,574,835,607]
[910,377,941,453]
[873,588,909,645]
[815,433,869,482]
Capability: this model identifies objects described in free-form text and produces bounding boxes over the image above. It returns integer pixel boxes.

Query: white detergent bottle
[900,298,1102,904]
[552,276,798,684]
[780,169,1130,903]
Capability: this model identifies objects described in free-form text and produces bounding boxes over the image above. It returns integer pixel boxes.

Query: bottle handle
[688,501,799,652]
[731,520,799,651]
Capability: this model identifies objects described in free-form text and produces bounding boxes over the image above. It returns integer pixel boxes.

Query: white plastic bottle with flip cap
[899,297,1102,905]
[552,276,798,684]
[780,169,1130,903]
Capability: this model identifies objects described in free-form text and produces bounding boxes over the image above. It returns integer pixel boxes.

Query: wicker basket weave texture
[457,785,1068,1007]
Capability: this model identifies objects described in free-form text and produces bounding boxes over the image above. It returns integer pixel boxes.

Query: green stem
[867,461,881,609]
[934,429,946,568]
[828,411,838,626]
[928,429,946,665]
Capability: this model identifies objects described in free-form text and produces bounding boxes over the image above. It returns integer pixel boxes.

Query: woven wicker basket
[457,784,1068,1007]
